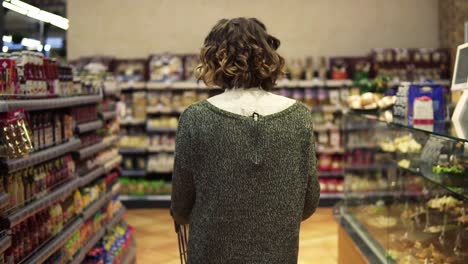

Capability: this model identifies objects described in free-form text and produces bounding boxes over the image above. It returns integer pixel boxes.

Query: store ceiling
[3,0,66,37]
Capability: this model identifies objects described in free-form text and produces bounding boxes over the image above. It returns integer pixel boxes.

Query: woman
[171,17,320,264]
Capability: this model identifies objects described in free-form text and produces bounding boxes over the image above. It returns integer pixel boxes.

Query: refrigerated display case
[335,112,468,264]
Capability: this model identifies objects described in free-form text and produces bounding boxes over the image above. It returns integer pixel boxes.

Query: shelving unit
[0,138,81,173]
[0,61,130,263]
[120,195,171,208]
[18,218,84,264]
[118,79,353,207]
[0,95,102,112]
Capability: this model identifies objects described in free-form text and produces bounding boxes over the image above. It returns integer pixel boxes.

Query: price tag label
[420,135,445,165]
[393,83,409,125]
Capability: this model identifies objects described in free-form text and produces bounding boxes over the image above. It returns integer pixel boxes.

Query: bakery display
[340,111,467,264]
[347,93,396,111]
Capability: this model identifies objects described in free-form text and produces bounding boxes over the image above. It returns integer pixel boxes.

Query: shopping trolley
[174,222,189,264]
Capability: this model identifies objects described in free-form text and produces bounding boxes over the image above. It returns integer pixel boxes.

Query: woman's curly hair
[196,17,285,90]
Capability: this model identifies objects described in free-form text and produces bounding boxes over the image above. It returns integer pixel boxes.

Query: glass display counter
[335,112,468,264]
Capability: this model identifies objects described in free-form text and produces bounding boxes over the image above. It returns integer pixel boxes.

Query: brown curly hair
[196,17,285,90]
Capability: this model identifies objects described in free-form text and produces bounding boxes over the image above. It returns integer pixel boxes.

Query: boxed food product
[149,53,183,82]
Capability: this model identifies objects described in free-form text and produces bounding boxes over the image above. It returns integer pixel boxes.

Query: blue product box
[407,82,445,133]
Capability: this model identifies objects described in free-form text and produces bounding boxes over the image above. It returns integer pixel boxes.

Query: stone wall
[439,0,468,62]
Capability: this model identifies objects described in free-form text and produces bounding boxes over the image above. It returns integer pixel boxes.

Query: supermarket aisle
[126,208,337,264]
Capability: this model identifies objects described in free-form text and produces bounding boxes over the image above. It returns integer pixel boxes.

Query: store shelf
[319,193,343,206]
[120,195,171,208]
[69,228,106,264]
[147,108,183,115]
[320,193,344,199]
[120,244,136,264]
[101,111,117,121]
[387,79,451,87]
[0,234,11,254]
[346,144,379,150]
[345,164,394,171]
[346,190,423,199]
[121,170,147,177]
[103,87,120,97]
[120,119,146,126]
[75,141,107,160]
[120,195,171,201]
[82,192,113,221]
[317,171,344,178]
[106,208,126,231]
[325,79,353,87]
[0,193,9,211]
[314,124,341,132]
[119,81,146,91]
[399,166,468,200]
[147,170,173,174]
[276,79,326,88]
[76,120,104,134]
[119,148,147,155]
[104,155,122,173]
[311,105,343,112]
[146,127,177,133]
[3,177,81,227]
[146,81,210,90]
[18,217,83,264]
[80,166,106,187]
[147,148,175,153]
[103,135,119,147]
[0,138,81,174]
[316,147,345,154]
[0,95,102,112]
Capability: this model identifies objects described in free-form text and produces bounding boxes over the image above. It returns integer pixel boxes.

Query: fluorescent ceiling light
[2,0,69,30]
[21,37,41,48]
[11,0,38,12]
[2,35,12,43]
[2,46,8,52]
[2,1,27,15]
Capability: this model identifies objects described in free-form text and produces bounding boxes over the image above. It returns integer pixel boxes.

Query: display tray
[120,243,136,264]
[69,228,106,264]
[74,141,107,160]
[351,111,468,144]
[0,193,9,211]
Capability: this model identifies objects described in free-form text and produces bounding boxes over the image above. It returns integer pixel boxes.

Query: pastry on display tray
[379,134,422,153]
[366,215,397,228]
[427,196,462,211]
[456,215,468,224]
[347,92,396,111]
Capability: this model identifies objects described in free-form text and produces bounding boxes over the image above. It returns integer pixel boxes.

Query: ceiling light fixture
[2,0,69,30]
[2,35,12,43]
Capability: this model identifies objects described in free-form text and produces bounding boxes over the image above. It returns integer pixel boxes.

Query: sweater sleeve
[170,110,196,225]
[302,124,320,221]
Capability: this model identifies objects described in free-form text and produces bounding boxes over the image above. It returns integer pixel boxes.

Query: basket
[174,222,189,264]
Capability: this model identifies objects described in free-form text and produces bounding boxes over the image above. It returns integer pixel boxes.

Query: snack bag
[0,109,34,158]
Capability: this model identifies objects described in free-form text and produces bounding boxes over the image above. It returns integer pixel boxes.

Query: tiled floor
[126,208,338,264]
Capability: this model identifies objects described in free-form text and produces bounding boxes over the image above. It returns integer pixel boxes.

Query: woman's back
[171,100,320,263]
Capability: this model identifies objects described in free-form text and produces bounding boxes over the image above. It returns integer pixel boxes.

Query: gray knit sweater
[171,99,320,264]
